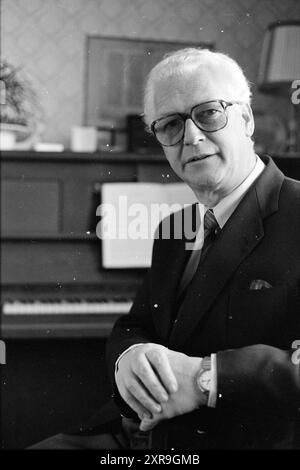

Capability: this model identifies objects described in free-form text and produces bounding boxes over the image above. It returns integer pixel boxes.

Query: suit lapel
[151,237,188,341]
[167,156,284,349]
[151,204,199,340]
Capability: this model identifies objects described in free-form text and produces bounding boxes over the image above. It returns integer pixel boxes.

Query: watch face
[198,370,211,391]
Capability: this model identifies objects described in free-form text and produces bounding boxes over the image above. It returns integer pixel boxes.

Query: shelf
[0,150,166,163]
[1,150,300,166]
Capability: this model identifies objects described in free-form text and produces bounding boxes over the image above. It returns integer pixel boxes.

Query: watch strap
[201,356,211,371]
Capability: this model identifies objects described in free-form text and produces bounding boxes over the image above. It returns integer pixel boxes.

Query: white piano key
[2,300,133,315]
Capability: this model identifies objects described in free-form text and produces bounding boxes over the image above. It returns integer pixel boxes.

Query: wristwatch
[196,356,212,396]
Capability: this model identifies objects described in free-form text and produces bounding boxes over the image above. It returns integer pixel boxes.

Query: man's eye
[206,109,218,115]
[198,109,219,119]
[163,118,181,132]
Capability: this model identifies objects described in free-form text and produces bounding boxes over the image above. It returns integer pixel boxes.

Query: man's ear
[241,103,255,137]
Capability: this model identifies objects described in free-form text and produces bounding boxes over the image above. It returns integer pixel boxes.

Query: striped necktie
[177,209,220,300]
[201,209,220,261]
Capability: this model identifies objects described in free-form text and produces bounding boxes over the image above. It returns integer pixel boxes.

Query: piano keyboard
[2,299,133,315]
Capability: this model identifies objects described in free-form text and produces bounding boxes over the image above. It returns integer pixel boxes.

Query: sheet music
[100,182,198,268]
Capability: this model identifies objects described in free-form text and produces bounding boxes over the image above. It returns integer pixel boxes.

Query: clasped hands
[115,343,206,432]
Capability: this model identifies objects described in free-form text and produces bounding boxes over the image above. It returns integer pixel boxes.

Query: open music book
[99,182,198,268]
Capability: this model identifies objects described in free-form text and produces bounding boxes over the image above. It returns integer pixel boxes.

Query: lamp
[258,20,300,153]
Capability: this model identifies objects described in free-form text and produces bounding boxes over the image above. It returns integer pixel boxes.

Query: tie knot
[204,209,219,235]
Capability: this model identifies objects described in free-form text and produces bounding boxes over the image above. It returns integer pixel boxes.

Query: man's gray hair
[143,48,252,127]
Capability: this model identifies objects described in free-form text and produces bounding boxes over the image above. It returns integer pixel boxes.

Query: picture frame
[84,36,213,130]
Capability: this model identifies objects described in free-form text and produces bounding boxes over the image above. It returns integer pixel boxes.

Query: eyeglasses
[150,100,241,147]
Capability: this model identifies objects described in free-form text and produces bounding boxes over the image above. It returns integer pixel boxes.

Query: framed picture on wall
[84,36,214,131]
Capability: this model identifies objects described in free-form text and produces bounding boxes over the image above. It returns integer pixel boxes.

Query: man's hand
[139,351,206,432]
[115,343,178,420]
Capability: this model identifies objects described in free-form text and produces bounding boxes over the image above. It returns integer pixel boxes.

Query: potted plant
[0,60,43,149]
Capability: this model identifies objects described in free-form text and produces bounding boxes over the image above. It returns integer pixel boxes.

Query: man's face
[151,67,256,204]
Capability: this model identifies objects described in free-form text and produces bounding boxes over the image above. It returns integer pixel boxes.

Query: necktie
[200,209,220,261]
[177,209,220,302]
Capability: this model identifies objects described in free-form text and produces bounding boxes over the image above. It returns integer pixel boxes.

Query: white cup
[70,126,98,152]
[0,130,16,150]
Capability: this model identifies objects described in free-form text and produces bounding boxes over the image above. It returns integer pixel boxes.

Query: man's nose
[183,118,206,145]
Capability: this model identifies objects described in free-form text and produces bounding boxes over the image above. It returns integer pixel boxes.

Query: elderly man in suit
[33,48,300,450]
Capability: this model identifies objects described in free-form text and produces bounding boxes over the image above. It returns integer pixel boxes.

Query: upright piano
[0,150,182,448]
[1,150,181,339]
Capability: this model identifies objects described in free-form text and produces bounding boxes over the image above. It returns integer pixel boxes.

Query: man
[33,48,300,450]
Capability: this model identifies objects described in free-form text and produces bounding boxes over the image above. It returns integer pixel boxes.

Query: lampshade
[258,20,300,95]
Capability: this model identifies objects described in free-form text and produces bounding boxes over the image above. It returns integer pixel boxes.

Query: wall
[1,0,300,148]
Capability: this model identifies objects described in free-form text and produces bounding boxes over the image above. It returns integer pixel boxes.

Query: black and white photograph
[1,0,300,458]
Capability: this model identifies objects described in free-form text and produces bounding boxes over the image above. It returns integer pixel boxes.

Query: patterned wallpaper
[1,0,300,149]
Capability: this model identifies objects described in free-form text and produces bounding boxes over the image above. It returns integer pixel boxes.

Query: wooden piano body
[1,151,299,448]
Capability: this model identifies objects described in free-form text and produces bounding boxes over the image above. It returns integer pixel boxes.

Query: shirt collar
[198,155,265,230]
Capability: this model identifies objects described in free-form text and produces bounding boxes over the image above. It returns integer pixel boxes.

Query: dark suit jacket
[81,156,300,449]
